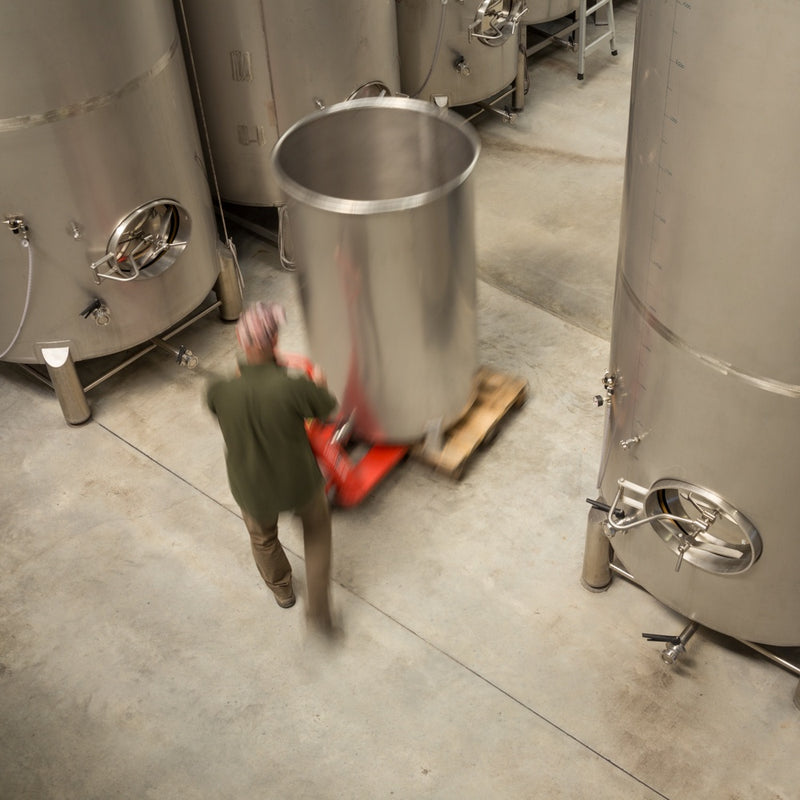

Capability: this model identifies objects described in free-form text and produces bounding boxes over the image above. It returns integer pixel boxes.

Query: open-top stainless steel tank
[396,0,526,107]
[177,0,401,206]
[526,0,578,24]
[0,0,223,375]
[272,98,480,444]
[590,0,800,646]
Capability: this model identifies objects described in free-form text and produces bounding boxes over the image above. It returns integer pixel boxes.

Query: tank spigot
[643,622,699,665]
[455,56,471,77]
[594,371,616,407]
[4,215,29,242]
[150,338,198,369]
[176,344,198,369]
[79,298,111,326]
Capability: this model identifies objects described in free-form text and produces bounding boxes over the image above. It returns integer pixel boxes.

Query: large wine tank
[177,0,401,207]
[526,0,578,24]
[395,0,526,108]
[0,1,230,420]
[588,0,800,646]
[272,98,479,443]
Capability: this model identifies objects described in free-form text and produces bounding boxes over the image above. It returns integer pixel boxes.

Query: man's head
[236,301,286,362]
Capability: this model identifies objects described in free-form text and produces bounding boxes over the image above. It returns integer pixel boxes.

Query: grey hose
[410,0,449,98]
[0,239,33,359]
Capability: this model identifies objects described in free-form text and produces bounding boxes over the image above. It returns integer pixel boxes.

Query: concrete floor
[2,3,799,798]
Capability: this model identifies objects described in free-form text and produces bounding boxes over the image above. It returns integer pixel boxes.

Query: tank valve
[175,344,198,369]
[454,56,471,77]
[620,436,641,450]
[4,215,29,242]
[150,337,198,369]
[643,622,699,665]
[79,298,111,326]
[594,371,616,406]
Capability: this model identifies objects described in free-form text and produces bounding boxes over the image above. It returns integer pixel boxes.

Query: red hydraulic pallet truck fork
[278,353,408,507]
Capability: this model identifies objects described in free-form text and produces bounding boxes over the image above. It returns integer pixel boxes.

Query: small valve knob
[455,57,471,77]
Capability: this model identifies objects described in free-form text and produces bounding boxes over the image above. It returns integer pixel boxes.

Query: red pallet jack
[279,353,408,507]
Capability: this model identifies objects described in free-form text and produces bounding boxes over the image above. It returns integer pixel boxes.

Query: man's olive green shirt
[207,362,337,521]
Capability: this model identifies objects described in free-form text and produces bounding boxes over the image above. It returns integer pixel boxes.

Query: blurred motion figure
[207,301,338,631]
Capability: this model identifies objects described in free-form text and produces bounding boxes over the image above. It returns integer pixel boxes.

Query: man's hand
[311,364,327,387]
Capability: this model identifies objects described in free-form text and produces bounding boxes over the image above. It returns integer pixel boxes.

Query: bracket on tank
[468,0,528,46]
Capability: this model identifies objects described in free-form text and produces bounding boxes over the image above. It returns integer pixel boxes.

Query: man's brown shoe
[275,591,296,608]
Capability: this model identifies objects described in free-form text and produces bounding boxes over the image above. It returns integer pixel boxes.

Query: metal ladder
[525,1,618,80]
[577,0,618,80]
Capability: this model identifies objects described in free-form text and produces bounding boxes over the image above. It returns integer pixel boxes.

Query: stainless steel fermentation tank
[177,0,401,207]
[395,0,527,110]
[0,0,239,423]
[584,0,800,649]
[272,98,480,444]
[526,0,578,24]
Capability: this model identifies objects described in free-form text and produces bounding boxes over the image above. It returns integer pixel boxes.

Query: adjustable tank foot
[581,500,612,591]
[512,39,527,112]
[41,345,91,425]
[214,240,243,322]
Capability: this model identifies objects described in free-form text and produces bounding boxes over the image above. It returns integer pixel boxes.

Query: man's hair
[235,301,286,350]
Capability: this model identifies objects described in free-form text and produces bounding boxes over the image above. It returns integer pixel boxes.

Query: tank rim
[270,96,481,215]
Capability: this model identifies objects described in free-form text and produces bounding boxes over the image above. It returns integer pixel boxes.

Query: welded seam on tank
[621,273,800,398]
[0,37,180,133]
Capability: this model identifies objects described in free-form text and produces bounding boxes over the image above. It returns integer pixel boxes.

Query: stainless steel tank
[0,1,222,371]
[272,97,480,444]
[396,0,526,107]
[591,0,800,646]
[177,0,401,207]
[526,0,578,24]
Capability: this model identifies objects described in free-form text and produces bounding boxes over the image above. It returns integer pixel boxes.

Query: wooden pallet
[411,366,528,479]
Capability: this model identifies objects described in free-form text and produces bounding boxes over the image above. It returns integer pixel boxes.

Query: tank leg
[582,501,612,591]
[794,680,800,712]
[214,240,243,322]
[512,35,527,111]
[41,345,91,425]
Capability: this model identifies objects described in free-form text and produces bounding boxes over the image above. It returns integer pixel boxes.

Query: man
[207,301,338,631]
